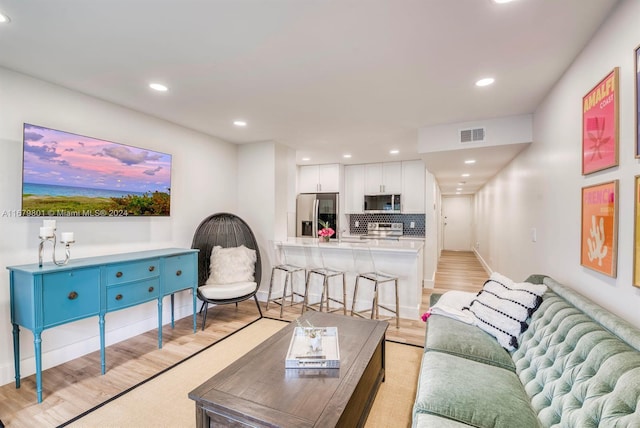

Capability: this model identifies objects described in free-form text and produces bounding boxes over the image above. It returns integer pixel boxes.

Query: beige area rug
[62,318,423,428]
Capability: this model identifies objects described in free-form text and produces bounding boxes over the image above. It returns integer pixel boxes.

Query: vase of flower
[318,219,335,243]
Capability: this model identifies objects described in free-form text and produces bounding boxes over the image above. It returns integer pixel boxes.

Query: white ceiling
[0,0,619,195]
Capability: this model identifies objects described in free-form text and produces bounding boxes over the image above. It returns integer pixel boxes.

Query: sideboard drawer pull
[115,294,123,301]
[148,265,155,272]
[176,270,182,276]
[68,291,78,300]
[116,272,123,278]
[148,286,154,293]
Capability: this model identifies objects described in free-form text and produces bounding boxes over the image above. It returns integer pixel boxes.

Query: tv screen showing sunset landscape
[22,123,172,216]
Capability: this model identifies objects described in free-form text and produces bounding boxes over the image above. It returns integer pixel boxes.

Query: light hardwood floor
[0,250,487,427]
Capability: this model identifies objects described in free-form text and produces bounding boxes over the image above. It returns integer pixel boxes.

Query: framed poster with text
[582,68,619,175]
[634,176,640,287]
[636,45,640,158]
[581,180,618,277]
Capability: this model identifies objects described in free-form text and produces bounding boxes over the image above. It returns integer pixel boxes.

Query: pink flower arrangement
[421,311,431,322]
[318,220,335,239]
[318,227,335,238]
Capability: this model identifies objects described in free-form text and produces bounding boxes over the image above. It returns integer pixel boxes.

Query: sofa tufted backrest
[512,276,640,427]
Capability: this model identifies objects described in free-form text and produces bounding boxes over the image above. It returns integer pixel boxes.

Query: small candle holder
[38,226,74,267]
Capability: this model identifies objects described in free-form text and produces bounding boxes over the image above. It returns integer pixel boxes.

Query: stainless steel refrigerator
[296,193,339,239]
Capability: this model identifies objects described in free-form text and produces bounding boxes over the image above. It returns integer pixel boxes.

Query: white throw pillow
[205,245,256,285]
[464,272,547,351]
[427,290,476,324]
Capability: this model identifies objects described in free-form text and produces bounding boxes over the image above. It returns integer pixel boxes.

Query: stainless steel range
[360,222,403,240]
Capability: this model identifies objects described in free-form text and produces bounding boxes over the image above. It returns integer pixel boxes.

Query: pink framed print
[582,68,619,175]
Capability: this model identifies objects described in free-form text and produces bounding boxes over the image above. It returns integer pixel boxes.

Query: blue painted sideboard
[7,247,199,403]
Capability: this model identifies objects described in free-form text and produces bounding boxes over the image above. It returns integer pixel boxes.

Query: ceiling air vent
[459,127,486,144]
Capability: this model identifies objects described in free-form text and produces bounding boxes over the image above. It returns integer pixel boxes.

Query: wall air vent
[459,127,486,144]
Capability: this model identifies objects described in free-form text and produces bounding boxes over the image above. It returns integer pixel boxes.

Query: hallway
[432,250,489,295]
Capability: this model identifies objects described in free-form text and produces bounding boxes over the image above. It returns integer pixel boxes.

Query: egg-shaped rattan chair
[191,212,263,329]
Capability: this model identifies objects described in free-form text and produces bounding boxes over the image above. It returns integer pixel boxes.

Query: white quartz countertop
[281,237,424,253]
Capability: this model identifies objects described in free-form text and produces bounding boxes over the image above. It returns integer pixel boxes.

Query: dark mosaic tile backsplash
[349,214,425,237]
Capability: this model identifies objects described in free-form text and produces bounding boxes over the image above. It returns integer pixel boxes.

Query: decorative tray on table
[285,326,340,369]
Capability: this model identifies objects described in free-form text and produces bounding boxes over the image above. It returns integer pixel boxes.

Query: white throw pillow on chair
[205,245,256,285]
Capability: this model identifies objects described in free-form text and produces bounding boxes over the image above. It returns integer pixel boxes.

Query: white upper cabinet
[298,164,340,193]
[344,164,365,213]
[401,160,425,213]
[364,162,402,194]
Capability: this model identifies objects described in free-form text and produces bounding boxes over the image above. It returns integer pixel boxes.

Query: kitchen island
[276,238,424,320]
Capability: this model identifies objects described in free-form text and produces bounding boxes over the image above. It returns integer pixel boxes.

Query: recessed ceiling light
[301,157,311,161]
[149,83,168,92]
[493,0,516,3]
[389,149,399,155]
[456,192,461,195]
[464,159,476,164]
[233,120,247,127]
[456,188,463,191]
[461,173,470,177]
[457,182,465,186]
[0,12,11,23]
[475,77,495,87]
[343,154,352,158]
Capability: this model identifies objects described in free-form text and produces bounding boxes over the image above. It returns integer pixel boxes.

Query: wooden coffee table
[188,311,388,427]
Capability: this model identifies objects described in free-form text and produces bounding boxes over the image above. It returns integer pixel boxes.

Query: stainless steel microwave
[363,194,401,213]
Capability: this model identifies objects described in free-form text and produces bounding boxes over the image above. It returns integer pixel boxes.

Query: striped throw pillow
[464,273,547,351]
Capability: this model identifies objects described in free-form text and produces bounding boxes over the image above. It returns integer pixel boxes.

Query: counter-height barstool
[265,241,306,317]
[302,241,347,315]
[350,242,400,328]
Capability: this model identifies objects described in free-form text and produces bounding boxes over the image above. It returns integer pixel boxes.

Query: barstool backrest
[302,239,324,270]
[350,241,378,274]
[270,241,297,267]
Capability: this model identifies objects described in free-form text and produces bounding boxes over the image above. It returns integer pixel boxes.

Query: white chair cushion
[206,245,256,285]
[198,281,257,300]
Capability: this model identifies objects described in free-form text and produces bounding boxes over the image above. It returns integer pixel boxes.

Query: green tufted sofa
[412,275,640,427]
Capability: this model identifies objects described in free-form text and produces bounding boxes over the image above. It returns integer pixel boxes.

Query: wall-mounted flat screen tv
[22,123,172,216]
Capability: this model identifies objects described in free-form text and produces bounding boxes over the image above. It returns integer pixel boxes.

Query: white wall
[423,171,439,287]
[237,141,297,301]
[474,0,640,327]
[0,67,239,386]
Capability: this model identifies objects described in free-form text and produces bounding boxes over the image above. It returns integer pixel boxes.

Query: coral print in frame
[634,176,640,287]
[581,180,618,278]
[582,68,619,175]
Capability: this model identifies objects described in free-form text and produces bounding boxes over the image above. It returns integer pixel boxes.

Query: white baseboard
[0,301,196,388]
[473,248,493,275]
[422,271,436,288]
